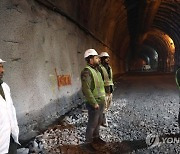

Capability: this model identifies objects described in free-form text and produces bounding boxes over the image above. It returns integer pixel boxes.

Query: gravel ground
[18,73,180,154]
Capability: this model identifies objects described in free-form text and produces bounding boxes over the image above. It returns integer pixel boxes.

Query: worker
[81,49,106,152]
[0,58,20,154]
[99,52,114,127]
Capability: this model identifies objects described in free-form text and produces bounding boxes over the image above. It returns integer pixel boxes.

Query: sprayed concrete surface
[18,73,180,154]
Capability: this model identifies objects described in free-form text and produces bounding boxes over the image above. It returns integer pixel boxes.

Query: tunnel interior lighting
[164,34,175,53]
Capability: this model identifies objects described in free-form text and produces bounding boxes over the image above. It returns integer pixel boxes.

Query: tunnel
[0,0,180,153]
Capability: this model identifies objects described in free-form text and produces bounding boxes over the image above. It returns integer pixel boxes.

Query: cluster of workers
[80,49,114,152]
[1,48,180,153]
[0,48,114,154]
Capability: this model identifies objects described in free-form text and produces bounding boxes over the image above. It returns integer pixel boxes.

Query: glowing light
[164,34,175,53]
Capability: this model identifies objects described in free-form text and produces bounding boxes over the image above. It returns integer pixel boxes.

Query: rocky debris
[17,148,29,154]
[18,74,180,153]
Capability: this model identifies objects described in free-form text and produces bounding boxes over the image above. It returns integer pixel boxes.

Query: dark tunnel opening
[129,29,175,73]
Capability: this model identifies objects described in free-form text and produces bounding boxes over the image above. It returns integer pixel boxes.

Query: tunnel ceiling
[35,0,180,68]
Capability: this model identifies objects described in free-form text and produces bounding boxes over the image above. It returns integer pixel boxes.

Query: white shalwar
[0,82,19,154]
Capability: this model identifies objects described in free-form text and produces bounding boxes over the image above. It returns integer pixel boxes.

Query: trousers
[85,103,104,143]
[104,93,113,112]
[8,136,17,154]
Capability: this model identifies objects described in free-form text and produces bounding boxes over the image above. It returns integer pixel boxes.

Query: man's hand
[94,104,99,109]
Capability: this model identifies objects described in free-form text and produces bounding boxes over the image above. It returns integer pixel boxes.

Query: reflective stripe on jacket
[0,82,20,154]
[100,64,114,86]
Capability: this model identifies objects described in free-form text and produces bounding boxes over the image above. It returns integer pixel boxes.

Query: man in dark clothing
[81,49,106,152]
[99,52,114,127]
[175,66,180,127]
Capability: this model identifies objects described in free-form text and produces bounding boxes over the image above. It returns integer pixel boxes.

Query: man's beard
[94,62,100,67]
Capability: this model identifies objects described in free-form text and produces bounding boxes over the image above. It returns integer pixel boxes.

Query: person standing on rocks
[81,49,106,152]
[99,52,114,127]
[0,59,20,154]
[175,66,180,127]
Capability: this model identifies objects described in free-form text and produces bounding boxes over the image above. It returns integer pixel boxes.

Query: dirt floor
[18,72,180,154]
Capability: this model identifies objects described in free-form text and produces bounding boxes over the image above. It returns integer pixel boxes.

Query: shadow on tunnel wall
[124,0,138,40]
[124,0,147,72]
[124,0,142,57]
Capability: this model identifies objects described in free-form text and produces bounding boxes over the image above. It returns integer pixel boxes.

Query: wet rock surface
[18,73,180,154]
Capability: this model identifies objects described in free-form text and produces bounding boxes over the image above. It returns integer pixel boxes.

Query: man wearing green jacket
[175,66,180,127]
[81,49,106,152]
[99,52,114,127]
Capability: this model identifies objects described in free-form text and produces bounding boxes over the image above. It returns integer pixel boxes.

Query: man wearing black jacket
[99,52,114,127]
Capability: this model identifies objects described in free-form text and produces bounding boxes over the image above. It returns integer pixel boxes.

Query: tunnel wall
[0,0,119,141]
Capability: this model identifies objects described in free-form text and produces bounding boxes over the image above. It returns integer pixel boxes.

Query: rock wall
[0,0,117,141]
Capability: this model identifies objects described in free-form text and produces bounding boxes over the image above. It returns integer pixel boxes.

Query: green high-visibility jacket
[81,65,105,107]
[175,68,180,89]
[100,64,114,86]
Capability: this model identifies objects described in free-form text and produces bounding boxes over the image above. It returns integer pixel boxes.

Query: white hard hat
[84,49,98,58]
[0,59,6,63]
[100,52,110,57]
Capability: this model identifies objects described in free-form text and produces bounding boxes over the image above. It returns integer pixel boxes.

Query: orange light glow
[164,34,175,53]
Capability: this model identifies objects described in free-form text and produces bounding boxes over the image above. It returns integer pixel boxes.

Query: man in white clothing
[0,59,20,154]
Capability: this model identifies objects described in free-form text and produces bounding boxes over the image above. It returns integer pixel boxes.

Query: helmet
[100,52,110,57]
[84,49,98,58]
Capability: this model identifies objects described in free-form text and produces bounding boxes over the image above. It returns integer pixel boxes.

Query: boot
[93,137,106,145]
[82,143,96,153]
